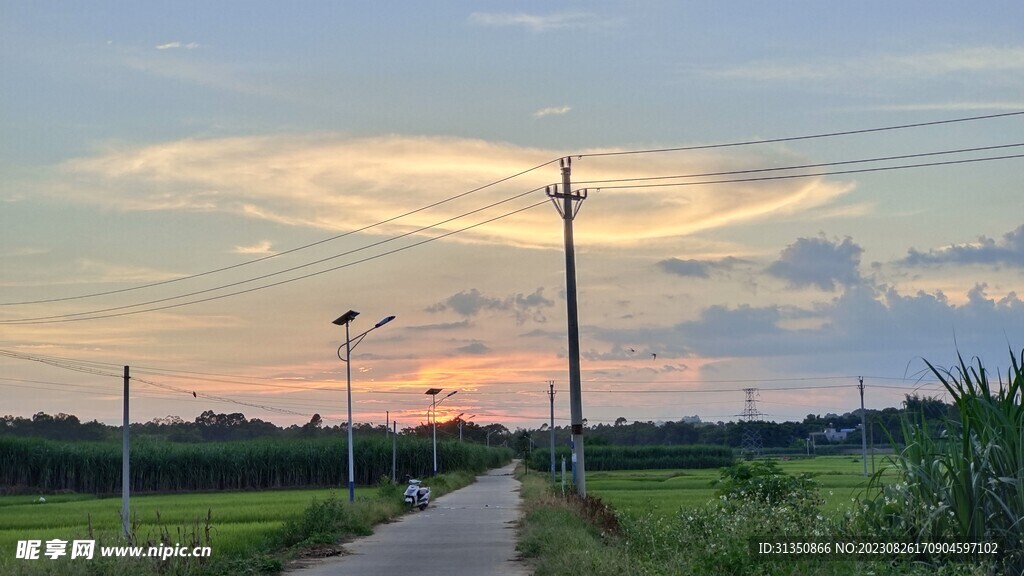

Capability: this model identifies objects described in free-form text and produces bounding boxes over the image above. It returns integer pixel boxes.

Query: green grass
[518,459,974,576]
[0,470,485,574]
[0,487,370,563]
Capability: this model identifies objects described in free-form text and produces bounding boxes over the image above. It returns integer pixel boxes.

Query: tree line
[509,394,953,454]
[1,410,514,445]
[2,393,951,452]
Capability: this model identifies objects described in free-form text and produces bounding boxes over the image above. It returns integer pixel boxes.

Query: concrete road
[288,461,529,576]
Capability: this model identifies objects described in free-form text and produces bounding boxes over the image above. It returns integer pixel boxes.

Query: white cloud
[231,241,275,256]
[533,105,571,118]
[468,12,599,33]
[54,134,855,249]
[155,42,199,50]
[712,46,1024,82]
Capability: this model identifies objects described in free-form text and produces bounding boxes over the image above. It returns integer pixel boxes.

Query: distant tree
[300,413,323,437]
[903,394,950,420]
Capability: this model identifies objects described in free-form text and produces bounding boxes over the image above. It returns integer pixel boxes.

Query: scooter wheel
[418,504,427,511]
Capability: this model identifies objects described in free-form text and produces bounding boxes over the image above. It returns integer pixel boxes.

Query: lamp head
[332,310,360,325]
[375,315,396,328]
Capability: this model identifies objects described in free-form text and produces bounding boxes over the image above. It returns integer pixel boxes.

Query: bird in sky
[652,353,657,361]
[192,391,197,398]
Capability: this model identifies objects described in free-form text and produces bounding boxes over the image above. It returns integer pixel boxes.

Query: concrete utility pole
[122,365,130,541]
[859,377,867,476]
[548,381,556,483]
[547,157,588,496]
[392,421,397,483]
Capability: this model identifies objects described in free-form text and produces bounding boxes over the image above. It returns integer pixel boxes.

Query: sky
[2,1,1023,432]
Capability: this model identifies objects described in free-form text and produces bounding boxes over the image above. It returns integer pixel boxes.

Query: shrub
[851,348,1023,575]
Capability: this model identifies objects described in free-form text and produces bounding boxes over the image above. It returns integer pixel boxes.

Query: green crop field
[0,487,368,566]
[586,455,894,518]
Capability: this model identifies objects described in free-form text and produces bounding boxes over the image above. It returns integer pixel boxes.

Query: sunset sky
[2,2,1023,431]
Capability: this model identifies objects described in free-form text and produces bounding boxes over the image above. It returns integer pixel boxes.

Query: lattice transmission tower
[740,388,764,458]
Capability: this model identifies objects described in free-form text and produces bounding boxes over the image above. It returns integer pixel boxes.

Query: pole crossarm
[546,185,588,220]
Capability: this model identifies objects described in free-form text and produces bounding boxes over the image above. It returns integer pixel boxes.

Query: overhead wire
[0,159,560,306]
[583,153,1024,191]
[0,187,548,324]
[573,142,1024,185]
[4,112,1021,324]
[576,110,1024,158]
[0,349,310,416]
[7,149,1023,325]
[4,110,1020,316]
[0,198,550,324]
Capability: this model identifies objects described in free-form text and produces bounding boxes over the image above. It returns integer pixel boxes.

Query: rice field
[586,455,893,518]
[0,486,369,568]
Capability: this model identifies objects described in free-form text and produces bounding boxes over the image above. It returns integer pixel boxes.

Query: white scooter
[403,478,431,510]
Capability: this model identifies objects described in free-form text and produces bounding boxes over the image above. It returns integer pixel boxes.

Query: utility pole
[548,381,556,483]
[547,157,588,496]
[392,421,397,483]
[122,366,130,541]
[859,377,867,476]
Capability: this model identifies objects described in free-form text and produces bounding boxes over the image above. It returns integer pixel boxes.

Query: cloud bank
[901,224,1024,268]
[427,288,553,325]
[54,134,853,250]
[766,235,864,290]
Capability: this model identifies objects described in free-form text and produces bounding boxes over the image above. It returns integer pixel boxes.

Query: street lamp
[425,388,457,477]
[458,414,475,442]
[334,310,395,502]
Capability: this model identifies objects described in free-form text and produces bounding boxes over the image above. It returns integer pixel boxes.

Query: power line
[576,110,1024,158]
[1,188,546,324]
[573,142,1024,185]
[0,199,549,324]
[0,160,559,306]
[5,111,1019,312]
[0,350,948,392]
[585,153,1024,191]
[0,349,309,416]
[4,113,1021,324]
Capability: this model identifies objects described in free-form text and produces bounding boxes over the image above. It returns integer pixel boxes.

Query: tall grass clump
[853,348,1023,574]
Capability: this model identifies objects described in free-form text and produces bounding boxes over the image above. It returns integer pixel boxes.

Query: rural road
[288,461,529,576]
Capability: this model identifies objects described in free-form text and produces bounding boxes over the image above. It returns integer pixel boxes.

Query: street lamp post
[425,388,457,477]
[334,310,395,502]
[459,414,475,442]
